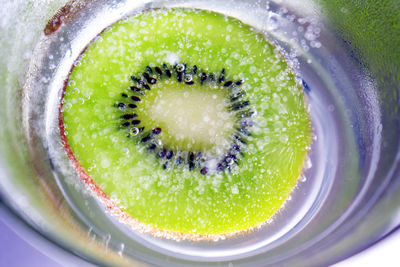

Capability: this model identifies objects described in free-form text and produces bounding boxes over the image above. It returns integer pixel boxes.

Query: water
[22,0,381,263]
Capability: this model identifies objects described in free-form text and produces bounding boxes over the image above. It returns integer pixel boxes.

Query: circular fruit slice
[61,8,311,238]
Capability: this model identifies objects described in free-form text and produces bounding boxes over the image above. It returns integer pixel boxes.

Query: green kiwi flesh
[61,8,311,236]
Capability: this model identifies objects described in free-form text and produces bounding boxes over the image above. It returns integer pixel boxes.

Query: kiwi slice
[61,8,311,238]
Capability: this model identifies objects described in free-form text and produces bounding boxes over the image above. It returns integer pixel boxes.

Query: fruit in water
[61,8,311,238]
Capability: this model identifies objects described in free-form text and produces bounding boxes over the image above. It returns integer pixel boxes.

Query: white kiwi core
[137,81,236,153]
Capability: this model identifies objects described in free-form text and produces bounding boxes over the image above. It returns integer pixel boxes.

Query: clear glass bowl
[0,0,399,266]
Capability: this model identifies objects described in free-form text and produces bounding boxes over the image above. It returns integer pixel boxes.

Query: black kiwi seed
[230,91,245,102]
[184,74,194,85]
[188,152,195,171]
[152,127,162,135]
[131,96,141,102]
[188,162,195,171]
[200,72,207,84]
[130,86,141,92]
[232,144,241,152]
[163,63,172,77]
[238,127,251,136]
[142,73,156,85]
[158,149,167,158]
[162,161,169,170]
[234,135,246,144]
[236,109,254,119]
[224,81,233,87]
[177,73,183,82]
[200,167,208,175]
[118,64,254,175]
[143,72,151,80]
[155,67,162,76]
[175,156,183,166]
[217,162,226,172]
[230,100,250,111]
[218,69,225,83]
[148,144,157,151]
[184,74,192,82]
[128,103,137,109]
[166,150,173,159]
[122,114,136,119]
[132,119,141,125]
[240,118,254,127]
[175,64,185,82]
[141,134,152,143]
[225,154,238,167]
[137,78,150,90]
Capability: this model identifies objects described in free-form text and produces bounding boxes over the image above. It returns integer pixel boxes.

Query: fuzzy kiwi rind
[61,8,312,236]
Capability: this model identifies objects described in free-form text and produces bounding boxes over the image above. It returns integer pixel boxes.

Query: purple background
[0,213,62,266]
[0,220,61,267]
[0,204,91,267]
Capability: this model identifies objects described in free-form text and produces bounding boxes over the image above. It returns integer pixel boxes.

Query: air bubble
[184,74,193,82]
[129,127,140,136]
[231,184,239,194]
[105,234,111,250]
[227,157,235,166]
[305,157,312,169]
[88,163,97,172]
[153,138,162,146]
[118,243,125,256]
[311,41,322,48]
[176,63,185,72]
